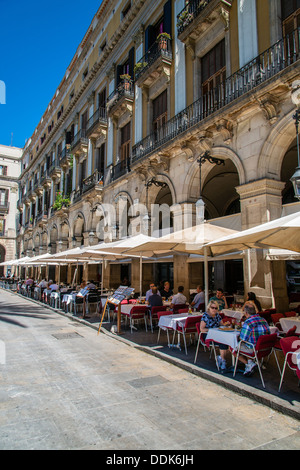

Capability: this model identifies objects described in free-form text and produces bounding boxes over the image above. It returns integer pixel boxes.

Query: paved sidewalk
[0,289,299,450]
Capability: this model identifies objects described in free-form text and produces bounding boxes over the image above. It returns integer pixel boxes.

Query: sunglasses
[210,306,218,310]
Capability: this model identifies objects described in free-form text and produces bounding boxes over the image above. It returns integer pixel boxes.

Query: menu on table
[107,286,135,305]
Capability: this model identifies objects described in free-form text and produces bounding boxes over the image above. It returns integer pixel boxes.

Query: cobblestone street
[0,289,299,451]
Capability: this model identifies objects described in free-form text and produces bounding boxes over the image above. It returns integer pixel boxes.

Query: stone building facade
[17,0,300,310]
[0,144,22,275]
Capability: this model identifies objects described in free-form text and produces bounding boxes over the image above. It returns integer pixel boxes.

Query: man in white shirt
[191,285,205,310]
[171,286,187,307]
[146,282,161,302]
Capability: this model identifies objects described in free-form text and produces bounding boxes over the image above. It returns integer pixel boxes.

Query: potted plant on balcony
[53,191,70,211]
[157,32,171,50]
[120,74,132,91]
[134,62,148,77]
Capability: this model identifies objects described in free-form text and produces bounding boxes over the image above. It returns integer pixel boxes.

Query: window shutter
[128,47,135,78]
[163,0,172,37]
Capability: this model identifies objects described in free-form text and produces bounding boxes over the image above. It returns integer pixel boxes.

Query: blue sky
[0,0,102,149]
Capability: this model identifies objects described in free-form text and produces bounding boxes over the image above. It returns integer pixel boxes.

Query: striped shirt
[239,314,270,345]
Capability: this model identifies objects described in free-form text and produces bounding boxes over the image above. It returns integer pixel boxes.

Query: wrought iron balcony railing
[134,37,172,81]
[177,0,215,35]
[132,27,300,163]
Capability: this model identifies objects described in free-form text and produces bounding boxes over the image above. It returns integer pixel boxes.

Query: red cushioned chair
[174,314,202,355]
[278,336,300,392]
[233,333,280,388]
[124,305,148,333]
[157,311,173,346]
[149,305,168,333]
[194,321,210,363]
[284,311,297,318]
[172,303,188,314]
[271,313,284,331]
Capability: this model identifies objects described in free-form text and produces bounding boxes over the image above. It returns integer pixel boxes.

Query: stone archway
[185,147,244,221]
[258,111,297,180]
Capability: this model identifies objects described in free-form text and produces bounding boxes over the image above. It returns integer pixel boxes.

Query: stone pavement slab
[0,289,299,450]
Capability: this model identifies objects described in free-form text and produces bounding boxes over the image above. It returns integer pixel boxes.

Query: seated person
[48,280,59,291]
[209,288,228,310]
[191,285,205,310]
[242,292,261,313]
[200,300,230,370]
[160,281,173,299]
[38,279,48,288]
[86,280,96,289]
[146,282,161,302]
[171,285,187,307]
[237,303,270,376]
[148,287,163,308]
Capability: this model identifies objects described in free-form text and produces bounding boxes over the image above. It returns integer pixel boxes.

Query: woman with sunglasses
[200,300,230,370]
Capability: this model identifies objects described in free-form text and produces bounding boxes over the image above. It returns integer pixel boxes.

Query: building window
[96,144,105,175]
[0,219,5,236]
[153,89,167,134]
[120,122,130,168]
[0,188,8,207]
[282,1,300,60]
[0,165,7,176]
[201,40,226,95]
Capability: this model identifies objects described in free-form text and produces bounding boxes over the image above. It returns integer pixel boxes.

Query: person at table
[86,280,97,290]
[209,288,228,310]
[190,285,205,311]
[236,303,270,376]
[242,292,261,313]
[148,287,163,308]
[25,277,34,286]
[146,282,161,302]
[48,280,59,291]
[38,279,48,288]
[170,285,187,307]
[160,281,173,299]
[200,300,230,370]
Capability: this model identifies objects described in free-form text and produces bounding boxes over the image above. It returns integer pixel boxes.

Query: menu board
[107,286,135,305]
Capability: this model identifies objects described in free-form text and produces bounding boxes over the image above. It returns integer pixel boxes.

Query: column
[236,178,288,311]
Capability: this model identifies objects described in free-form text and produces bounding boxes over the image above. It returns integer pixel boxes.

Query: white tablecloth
[121,303,148,315]
[158,313,193,331]
[206,328,241,351]
[221,309,244,321]
[279,316,300,334]
[206,326,278,352]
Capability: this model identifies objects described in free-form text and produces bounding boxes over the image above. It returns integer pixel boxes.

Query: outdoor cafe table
[120,301,171,315]
[279,316,300,334]
[158,312,202,349]
[206,325,279,366]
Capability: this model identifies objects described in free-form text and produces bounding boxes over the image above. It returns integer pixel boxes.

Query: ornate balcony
[86,107,108,140]
[71,129,88,156]
[49,159,62,179]
[59,145,73,170]
[40,170,52,189]
[132,27,300,165]
[134,37,173,88]
[177,0,232,44]
[107,79,134,120]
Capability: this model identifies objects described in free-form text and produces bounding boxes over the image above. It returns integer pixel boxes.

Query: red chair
[157,311,173,345]
[278,336,300,392]
[124,305,149,333]
[194,321,211,363]
[149,305,168,333]
[172,304,188,314]
[233,333,280,388]
[271,313,284,331]
[258,310,272,325]
[284,311,297,318]
[178,308,189,314]
[274,325,298,351]
[174,314,202,355]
